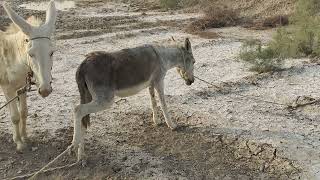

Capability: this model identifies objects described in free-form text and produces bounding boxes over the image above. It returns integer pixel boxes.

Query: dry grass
[246,15,289,30]
[185,5,238,38]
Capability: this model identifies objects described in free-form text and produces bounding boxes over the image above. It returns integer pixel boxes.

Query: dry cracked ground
[0,0,319,179]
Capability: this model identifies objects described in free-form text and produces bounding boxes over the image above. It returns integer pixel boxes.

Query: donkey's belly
[115,81,150,97]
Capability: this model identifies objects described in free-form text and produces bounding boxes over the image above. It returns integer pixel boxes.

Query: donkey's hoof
[16,142,28,152]
[68,144,78,156]
[76,154,87,166]
[68,146,74,156]
[79,159,88,167]
[153,119,163,126]
[168,124,178,131]
[21,136,29,144]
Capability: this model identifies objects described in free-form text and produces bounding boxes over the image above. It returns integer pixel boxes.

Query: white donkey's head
[3,0,57,97]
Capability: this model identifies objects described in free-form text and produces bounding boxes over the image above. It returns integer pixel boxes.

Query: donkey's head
[176,38,195,86]
[3,1,57,97]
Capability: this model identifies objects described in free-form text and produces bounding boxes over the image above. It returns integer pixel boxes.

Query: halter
[28,37,51,42]
[179,47,187,70]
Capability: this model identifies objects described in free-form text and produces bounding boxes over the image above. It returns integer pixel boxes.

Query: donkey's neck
[7,32,28,65]
[155,46,183,70]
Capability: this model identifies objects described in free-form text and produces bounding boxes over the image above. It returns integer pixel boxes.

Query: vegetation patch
[239,0,320,73]
[159,0,179,9]
[245,15,289,30]
[239,39,283,73]
[186,5,238,38]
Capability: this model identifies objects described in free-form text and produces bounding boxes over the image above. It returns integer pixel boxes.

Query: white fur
[0,1,57,151]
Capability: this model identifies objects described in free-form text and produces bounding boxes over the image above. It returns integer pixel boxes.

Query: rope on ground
[194,76,223,90]
[9,146,74,180]
[28,146,72,179]
[194,75,288,107]
[9,161,78,180]
[287,96,320,110]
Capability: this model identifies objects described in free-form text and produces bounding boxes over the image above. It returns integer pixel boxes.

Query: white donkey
[0,1,57,151]
[71,38,195,161]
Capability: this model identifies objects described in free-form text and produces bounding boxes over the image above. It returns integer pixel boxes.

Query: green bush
[160,0,179,9]
[239,0,320,73]
[239,39,282,73]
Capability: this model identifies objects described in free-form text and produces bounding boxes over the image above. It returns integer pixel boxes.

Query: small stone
[51,142,59,147]
[112,166,121,173]
[121,156,128,162]
[31,147,38,152]
[17,170,22,174]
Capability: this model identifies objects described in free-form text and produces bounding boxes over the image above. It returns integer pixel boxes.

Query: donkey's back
[77,45,162,96]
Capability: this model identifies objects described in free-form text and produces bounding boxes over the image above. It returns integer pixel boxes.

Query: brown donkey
[71,38,195,161]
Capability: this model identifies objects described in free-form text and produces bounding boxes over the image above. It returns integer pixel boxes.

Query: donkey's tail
[76,61,92,129]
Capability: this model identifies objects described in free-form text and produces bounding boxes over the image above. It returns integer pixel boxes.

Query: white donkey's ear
[44,0,57,33]
[3,2,32,35]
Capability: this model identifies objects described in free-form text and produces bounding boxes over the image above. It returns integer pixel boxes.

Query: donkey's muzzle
[186,79,194,86]
[38,86,52,98]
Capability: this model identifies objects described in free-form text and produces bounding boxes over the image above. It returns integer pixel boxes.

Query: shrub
[186,5,238,38]
[239,0,320,73]
[239,39,282,73]
[160,0,179,9]
[203,6,238,27]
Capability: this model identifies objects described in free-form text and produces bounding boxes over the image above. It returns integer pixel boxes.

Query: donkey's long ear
[3,3,32,35]
[44,0,57,33]
[185,38,192,52]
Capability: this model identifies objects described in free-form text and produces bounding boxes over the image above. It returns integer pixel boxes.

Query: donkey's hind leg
[149,86,162,126]
[155,81,177,130]
[72,95,114,161]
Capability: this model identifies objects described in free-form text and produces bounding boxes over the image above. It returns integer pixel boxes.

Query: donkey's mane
[4,16,42,34]
[152,39,185,49]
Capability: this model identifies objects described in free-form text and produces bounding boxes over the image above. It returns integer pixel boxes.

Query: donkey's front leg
[155,81,177,130]
[3,89,26,151]
[19,93,28,143]
[149,86,162,126]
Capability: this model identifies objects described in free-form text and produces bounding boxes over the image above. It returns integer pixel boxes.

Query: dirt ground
[0,0,319,179]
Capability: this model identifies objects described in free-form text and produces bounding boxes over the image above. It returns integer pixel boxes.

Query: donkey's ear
[3,3,32,35]
[185,38,192,52]
[44,0,57,33]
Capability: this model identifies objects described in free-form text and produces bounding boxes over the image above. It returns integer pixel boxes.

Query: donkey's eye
[25,39,29,43]
[50,52,54,57]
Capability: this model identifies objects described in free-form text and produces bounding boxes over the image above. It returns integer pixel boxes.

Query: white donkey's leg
[149,86,161,125]
[18,93,28,143]
[3,88,25,151]
[155,81,177,130]
[72,97,114,161]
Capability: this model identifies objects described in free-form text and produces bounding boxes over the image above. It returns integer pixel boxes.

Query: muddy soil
[0,0,319,179]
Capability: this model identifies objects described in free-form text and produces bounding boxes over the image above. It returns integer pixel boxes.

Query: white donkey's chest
[0,61,29,87]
